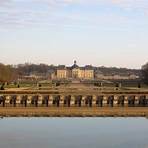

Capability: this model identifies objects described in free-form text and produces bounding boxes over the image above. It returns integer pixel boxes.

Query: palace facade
[56,61,94,79]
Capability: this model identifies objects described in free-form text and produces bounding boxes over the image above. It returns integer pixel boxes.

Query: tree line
[0,62,148,85]
[141,62,148,85]
[17,63,54,75]
[0,63,17,83]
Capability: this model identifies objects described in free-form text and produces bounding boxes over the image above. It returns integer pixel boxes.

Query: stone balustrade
[0,93,148,107]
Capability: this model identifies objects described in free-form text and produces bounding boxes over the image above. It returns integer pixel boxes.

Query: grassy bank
[0,107,148,117]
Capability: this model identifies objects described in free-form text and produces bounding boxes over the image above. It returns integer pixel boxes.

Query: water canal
[0,117,148,148]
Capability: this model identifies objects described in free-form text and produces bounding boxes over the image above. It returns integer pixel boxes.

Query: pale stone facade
[57,69,68,79]
[96,73,139,80]
[56,61,94,79]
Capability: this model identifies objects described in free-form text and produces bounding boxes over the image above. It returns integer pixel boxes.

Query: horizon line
[0,61,141,70]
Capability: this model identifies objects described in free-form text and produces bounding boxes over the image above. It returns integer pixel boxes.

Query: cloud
[111,0,148,11]
[33,0,148,16]
[0,0,148,30]
[109,0,148,19]
[0,0,12,7]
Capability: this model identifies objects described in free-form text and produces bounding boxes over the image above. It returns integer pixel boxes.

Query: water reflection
[0,118,148,148]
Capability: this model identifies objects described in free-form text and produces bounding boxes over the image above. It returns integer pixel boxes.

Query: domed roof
[71,60,79,69]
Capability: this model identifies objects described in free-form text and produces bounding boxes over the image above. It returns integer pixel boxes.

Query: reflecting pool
[0,117,148,148]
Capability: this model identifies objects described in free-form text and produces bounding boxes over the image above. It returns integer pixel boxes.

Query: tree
[17,63,50,75]
[141,63,148,84]
[0,63,17,83]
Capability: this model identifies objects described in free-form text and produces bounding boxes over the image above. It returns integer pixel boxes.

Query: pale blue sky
[0,0,148,68]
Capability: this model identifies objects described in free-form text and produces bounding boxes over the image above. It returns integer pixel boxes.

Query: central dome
[71,60,79,69]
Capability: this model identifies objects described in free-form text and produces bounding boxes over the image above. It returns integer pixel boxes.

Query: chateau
[56,61,94,79]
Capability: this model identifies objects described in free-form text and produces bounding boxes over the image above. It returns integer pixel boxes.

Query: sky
[0,0,148,69]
